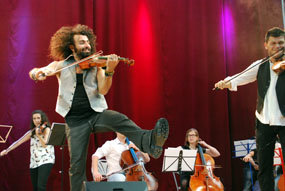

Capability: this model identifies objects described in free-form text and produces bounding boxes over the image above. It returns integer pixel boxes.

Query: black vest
[256,60,285,116]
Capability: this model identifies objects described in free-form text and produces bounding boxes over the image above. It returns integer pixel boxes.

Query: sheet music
[234,139,256,158]
[162,148,197,172]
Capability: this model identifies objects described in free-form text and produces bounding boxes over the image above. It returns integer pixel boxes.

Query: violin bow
[0,122,48,157]
[100,162,142,181]
[213,48,284,90]
[41,50,104,77]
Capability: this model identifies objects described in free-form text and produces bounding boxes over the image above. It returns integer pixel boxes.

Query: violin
[272,60,285,75]
[35,122,48,135]
[78,54,135,70]
[47,50,134,76]
[189,144,224,191]
[120,138,158,191]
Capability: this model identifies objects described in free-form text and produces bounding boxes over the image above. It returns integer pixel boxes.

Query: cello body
[120,148,158,191]
[189,146,224,191]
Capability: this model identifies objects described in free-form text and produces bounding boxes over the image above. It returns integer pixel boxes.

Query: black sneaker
[149,118,169,159]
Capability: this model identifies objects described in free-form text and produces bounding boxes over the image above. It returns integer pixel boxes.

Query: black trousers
[65,110,152,191]
[256,119,285,191]
[30,163,53,191]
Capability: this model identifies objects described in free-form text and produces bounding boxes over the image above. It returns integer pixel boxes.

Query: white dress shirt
[226,59,285,126]
[93,138,132,174]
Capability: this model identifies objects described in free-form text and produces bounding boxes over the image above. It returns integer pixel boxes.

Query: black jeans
[65,110,152,191]
[256,119,285,191]
[30,163,53,191]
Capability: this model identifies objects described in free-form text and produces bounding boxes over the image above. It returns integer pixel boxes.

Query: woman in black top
[179,128,220,191]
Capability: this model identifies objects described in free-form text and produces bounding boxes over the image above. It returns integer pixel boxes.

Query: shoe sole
[150,145,163,159]
[155,118,169,147]
[150,118,169,159]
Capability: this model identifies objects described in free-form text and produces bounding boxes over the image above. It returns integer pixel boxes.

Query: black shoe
[149,118,169,159]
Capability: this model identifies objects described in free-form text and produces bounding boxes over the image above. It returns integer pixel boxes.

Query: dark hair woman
[0,110,55,191]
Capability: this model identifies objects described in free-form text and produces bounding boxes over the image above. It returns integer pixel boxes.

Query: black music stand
[162,148,197,191]
[46,122,66,191]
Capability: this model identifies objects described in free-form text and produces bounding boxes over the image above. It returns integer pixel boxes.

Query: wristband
[105,70,115,77]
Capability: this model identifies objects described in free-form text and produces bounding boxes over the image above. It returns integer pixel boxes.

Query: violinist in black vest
[214,27,285,191]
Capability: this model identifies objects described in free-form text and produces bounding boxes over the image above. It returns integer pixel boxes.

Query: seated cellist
[92,132,150,182]
[177,128,220,191]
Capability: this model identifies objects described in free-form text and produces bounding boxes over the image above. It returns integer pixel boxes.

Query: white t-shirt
[93,138,132,174]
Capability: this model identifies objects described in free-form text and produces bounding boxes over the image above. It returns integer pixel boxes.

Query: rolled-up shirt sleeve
[92,141,111,159]
[225,59,262,91]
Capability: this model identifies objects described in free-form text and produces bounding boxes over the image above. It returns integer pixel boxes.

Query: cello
[120,137,158,191]
[189,144,224,191]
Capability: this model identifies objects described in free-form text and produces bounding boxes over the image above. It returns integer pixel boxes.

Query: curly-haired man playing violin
[29,24,169,191]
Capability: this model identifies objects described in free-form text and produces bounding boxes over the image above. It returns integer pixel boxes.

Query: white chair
[91,159,108,179]
[98,159,108,176]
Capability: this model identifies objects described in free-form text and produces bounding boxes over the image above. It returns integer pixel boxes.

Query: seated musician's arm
[92,141,112,182]
[91,155,102,181]
[200,140,220,157]
[243,150,258,170]
[129,142,150,163]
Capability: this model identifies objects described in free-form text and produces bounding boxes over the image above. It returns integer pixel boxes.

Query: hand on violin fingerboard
[35,128,42,136]
[105,54,119,72]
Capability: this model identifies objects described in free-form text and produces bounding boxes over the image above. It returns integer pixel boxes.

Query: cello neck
[125,137,139,162]
[197,144,207,165]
